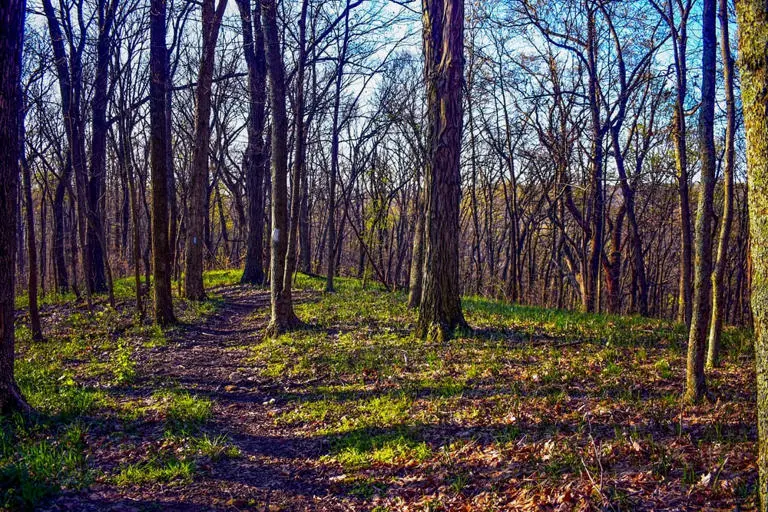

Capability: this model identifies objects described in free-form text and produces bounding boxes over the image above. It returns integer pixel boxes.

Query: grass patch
[115,458,194,487]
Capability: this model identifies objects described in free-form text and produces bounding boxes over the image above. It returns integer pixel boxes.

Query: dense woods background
[15,0,751,325]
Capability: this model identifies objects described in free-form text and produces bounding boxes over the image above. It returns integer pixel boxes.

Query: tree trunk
[237,0,267,286]
[408,179,425,308]
[736,0,768,506]
[707,0,735,369]
[85,0,117,294]
[415,0,468,341]
[150,0,176,325]
[20,114,44,341]
[284,0,309,301]
[0,0,32,414]
[262,0,298,336]
[325,6,350,293]
[184,0,227,300]
[685,0,717,403]
[53,159,70,294]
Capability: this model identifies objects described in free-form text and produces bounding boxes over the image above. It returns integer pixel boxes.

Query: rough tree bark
[150,0,176,325]
[685,0,717,403]
[237,0,267,286]
[736,0,768,507]
[415,0,468,341]
[0,0,33,414]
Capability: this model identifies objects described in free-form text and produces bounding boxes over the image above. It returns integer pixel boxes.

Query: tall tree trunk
[669,0,693,327]
[85,0,117,294]
[737,0,768,506]
[685,0,717,403]
[415,0,468,341]
[325,6,350,293]
[0,0,32,414]
[284,0,309,299]
[20,113,44,341]
[184,0,227,300]
[150,0,176,325]
[53,159,70,293]
[237,0,267,285]
[707,0,735,368]
[584,8,604,314]
[262,0,298,336]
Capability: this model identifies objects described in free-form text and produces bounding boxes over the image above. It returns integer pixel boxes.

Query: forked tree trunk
[0,0,32,415]
[415,0,468,341]
[736,0,768,507]
[685,0,717,403]
[707,0,735,369]
[150,0,176,325]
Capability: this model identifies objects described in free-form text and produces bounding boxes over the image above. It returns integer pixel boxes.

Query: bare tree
[415,0,468,341]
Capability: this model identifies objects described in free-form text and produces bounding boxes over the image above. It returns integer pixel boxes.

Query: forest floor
[1,271,759,511]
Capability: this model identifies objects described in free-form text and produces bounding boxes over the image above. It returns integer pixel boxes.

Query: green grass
[0,420,90,510]
[154,390,212,432]
[4,269,758,509]
[115,458,194,487]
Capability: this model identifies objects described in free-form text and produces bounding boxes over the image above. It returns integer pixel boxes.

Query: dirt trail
[44,285,356,512]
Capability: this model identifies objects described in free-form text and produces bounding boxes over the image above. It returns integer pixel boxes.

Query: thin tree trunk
[685,0,717,403]
[262,0,298,336]
[707,0,735,368]
[284,0,309,302]
[408,177,425,308]
[20,105,44,341]
[184,0,228,300]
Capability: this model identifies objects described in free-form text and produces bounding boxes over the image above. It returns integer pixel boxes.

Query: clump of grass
[154,390,212,432]
[327,429,431,469]
[191,434,241,461]
[115,458,194,487]
[655,359,672,379]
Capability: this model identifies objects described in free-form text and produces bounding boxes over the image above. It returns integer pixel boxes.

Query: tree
[184,0,228,300]
[262,0,299,336]
[85,0,118,295]
[415,0,468,341]
[0,0,32,414]
[707,0,736,368]
[237,0,267,286]
[685,0,717,403]
[150,0,176,325]
[736,0,768,506]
